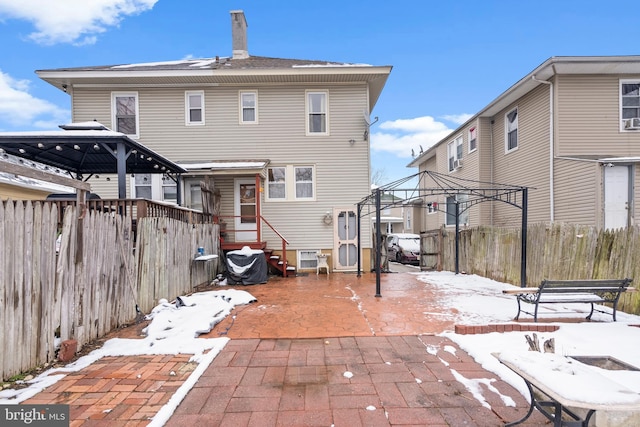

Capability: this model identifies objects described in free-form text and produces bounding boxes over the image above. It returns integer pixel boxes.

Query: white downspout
[532,75,554,222]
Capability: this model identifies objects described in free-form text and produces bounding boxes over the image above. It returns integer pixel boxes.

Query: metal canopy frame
[357,171,530,296]
[0,128,186,200]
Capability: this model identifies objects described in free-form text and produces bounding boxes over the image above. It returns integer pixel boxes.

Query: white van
[386,233,420,265]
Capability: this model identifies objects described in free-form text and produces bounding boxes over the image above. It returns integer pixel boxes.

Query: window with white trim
[447,136,463,172]
[306,91,328,134]
[112,92,139,137]
[240,91,257,123]
[468,125,477,152]
[267,167,286,199]
[621,80,640,129]
[445,194,469,226]
[134,173,152,199]
[298,250,319,269]
[427,201,438,214]
[505,108,518,152]
[162,175,177,203]
[185,91,204,125]
[295,166,314,199]
[266,165,315,201]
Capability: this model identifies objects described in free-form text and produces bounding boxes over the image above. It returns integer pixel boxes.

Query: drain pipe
[532,75,554,221]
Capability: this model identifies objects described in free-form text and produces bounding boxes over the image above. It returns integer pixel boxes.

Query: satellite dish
[363,110,371,126]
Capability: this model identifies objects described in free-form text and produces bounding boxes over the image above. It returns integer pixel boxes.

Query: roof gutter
[531,74,554,222]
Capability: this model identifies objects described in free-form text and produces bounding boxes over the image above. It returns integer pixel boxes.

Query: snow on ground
[2,271,640,422]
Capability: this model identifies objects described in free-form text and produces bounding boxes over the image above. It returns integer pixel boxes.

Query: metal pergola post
[375,188,382,297]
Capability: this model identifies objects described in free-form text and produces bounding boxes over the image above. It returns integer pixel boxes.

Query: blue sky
[0,0,638,184]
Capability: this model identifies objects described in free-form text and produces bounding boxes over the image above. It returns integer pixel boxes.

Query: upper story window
[266,165,315,201]
[185,91,204,125]
[468,126,477,153]
[621,80,640,130]
[240,91,257,124]
[306,91,328,135]
[505,108,518,152]
[447,136,463,172]
[112,92,139,137]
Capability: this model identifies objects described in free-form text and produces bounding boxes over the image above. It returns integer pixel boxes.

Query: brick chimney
[230,10,249,60]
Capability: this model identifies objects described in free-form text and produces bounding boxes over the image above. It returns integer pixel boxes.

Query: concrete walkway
[23,271,548,426]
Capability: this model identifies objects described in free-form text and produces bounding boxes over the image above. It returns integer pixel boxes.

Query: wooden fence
[1,200,219,381]
[435,223,640,315]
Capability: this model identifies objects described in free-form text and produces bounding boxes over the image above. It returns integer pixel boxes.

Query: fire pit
[569,355,640,371]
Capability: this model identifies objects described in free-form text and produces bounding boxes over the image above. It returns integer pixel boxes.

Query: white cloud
[0,0,158,45]
[371,116,453,159]
[0,70,69,129]
[441,113,473,125]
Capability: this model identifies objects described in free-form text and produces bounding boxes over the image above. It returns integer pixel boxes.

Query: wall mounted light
[322,211,333,225]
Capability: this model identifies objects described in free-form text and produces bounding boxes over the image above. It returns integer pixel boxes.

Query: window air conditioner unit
[453,159,463,169]
[625,118,640,130]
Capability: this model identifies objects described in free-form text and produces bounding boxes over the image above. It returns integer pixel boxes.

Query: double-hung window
[295,166,314,199]
[506,108,518,152]
[267,167,286,200]
[186,91,204,125]
[134,173,152,199]
[266,165,315,201]
[162,175,177,203]
[468,125,477,153]
[306,91,328,135]
[240,91,257,123]
[445,194,469,226]
[621,80,640,129]
[447,136,463,172]
[112,92,139,137]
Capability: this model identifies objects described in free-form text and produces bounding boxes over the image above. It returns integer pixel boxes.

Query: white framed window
[295,166,314,199]
[621,80,640,130]
[240,91,257,123]
[162,175,177,203]
[306,91,328,135]
[445,194,469,226]
[298,250,319,269]
[134,173,152,199]
[447,135,463,172]
[427,201,438,214]
[185,91,204,125]
[468,125,477,153]
[406,211,411,229]
[505,107,518,152]
[112,92,139,137]
[267,167,286,200]
[266,165,315,201]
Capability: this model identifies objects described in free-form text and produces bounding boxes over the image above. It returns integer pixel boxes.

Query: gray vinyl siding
[71,84,372,250]
[556,75,640,157]
[491,84,551,226]
[477,117,493,224]
[552,159,598,224]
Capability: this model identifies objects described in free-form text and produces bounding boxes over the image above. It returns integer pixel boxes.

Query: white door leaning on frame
[333,207,358,271]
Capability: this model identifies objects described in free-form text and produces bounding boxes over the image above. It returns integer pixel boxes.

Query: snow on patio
[1,271,639,425]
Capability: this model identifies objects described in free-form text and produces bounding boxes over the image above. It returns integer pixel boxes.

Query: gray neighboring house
[35,10,392,272]
[409,56,640,231]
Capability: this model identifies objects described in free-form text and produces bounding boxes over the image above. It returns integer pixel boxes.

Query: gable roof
[36,55,393,112]
[408,55,640,167]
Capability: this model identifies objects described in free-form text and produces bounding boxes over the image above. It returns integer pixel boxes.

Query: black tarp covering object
[225,246,268,285]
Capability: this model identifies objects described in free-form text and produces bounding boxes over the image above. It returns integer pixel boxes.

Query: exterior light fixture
[55,145,62,151]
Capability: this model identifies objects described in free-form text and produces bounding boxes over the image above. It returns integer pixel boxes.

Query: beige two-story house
[409,56,640,231]
[35,10,392,272]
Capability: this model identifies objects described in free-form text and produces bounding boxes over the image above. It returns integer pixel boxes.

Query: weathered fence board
[435,223,640,315]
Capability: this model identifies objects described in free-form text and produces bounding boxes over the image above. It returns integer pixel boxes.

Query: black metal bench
[503,278,634,322]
